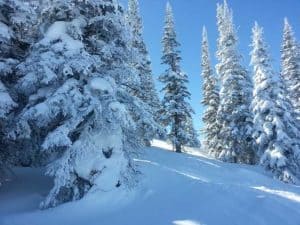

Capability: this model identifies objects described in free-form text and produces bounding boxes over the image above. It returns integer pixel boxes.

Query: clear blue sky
[120,0,300,136]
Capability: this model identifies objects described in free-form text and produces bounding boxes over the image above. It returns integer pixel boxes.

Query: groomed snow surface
[1,141,300,225]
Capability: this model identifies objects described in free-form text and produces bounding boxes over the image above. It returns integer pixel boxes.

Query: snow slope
[1,142,300,225]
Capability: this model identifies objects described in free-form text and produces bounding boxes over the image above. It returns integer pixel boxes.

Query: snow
[73,129,126,191]
[90,78,114,94]
[252,186,300,203]
[0,82,17,117]
[0,22,12,39]
[1,141,300,225]
[40,21,83,53]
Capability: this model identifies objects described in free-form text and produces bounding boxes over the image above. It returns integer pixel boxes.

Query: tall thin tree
[126,0,161,118]
[201,26,220,155]
[126,0,163,145]
[159,2,194,153]
[281,18,300,119]
[215,1,254,163]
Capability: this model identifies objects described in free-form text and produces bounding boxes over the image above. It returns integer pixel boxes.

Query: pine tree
[9,0,151,208]
[0,1,16,184]
[0,0,18,118]
[281,18,300,118]
[0,0,39,184]
[201,26,220,155]
[184,116,200,148]
[126,0,160,112]
[126,0,163,144]
[215,1,254,163]
[251,22,300,183]
[159,2,194,153]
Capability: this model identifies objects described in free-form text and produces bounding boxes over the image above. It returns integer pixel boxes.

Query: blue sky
[120,0,300,135]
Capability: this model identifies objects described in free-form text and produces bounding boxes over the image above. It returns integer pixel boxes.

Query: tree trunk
[174,115,182,153]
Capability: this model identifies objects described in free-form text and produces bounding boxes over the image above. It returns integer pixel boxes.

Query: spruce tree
[215,1,254,163]
[0,0,39,184]
[9,0,151,208]
[184,116,200,148]
[126,0,163,145]
[201,26,220,155]
[159,2,194,153]
[126,0,160,113]
[281,18,300,118]
[251,22,300,183]
[0,1,16,184]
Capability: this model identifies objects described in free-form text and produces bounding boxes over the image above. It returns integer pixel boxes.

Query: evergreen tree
[281,18,300,118]
[0,0,16,184]
[0,0,39,184]
[126,0,163,144]
[9,0,151,208]
[251,22,300,183]
[126,0,160,113]
[184,116,200,148]
[159,2,194,153]
[201,26,220,155]
[215,1,254,163]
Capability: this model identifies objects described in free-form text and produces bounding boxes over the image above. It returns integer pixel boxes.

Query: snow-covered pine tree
[159,2,194,153]
[126,0,160,116]
[281,18,300,119]
[126,0,163,145]
[0,0,39,184]
[251,22,300,183]
[201,26,220,155]
[215,1,254,163]
[9,0,152,208]
[0,0,16,185]
[184,116,200,148]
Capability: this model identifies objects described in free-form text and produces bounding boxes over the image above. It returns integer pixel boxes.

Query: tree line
[202,1,300,183]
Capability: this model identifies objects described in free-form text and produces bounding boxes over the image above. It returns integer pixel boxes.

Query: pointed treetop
[250,21,272,68]
[284,17,291,28]
[222,0,230,19]
[162,0,178,49]
[202,26,208,40]
[166,1,174,21]
[216,0,234,35]
[166,1,172,12]
[283,17,294,36]
[252,21,263,38]
[282,17,297,57]
[201,26,210,61]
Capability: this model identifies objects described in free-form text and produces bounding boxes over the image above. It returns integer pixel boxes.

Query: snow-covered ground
[1,142,300,225]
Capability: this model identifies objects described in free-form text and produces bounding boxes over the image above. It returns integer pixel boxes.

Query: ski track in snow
[1,141,300,225]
